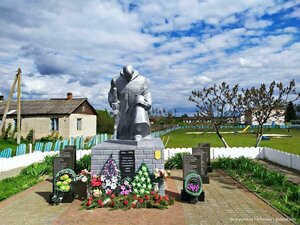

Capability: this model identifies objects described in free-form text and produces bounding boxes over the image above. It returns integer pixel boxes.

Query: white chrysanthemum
[93,189,102,197]
[81,176,88,183]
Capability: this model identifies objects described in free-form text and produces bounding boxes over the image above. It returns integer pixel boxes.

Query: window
[50,118,59,131]
[77,118,82,130]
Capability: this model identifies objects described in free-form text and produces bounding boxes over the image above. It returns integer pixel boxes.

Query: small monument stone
[192,146,209,184]
[198,143,212,172]
[181,154,205,202]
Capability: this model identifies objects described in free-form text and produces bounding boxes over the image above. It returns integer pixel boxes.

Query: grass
[0,154,90,201]
[0,139,18,151]
[0,155,54,201]
[162,127,300,155]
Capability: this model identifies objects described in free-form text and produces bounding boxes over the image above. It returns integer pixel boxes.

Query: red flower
[132,203,136,208]
[110,201,115,207]
[133,194,137,199]
[153,195,158,200]
[145,195,150,200]
[163,196,169,201]
[123,200,129,205]
[97,199,103,206]
[111,194,115,199]
[150,191,155,195]
[139,198,144,203]
[86,200,92,206]
[159,196,163,201]
[107,190,112,195]
[99,203,104,208]
[91,178,102,187]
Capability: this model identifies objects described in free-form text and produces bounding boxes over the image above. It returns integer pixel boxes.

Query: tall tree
[240,80,299,147]
[189,82,239,147]
[96,109,114,134]
[285,101,296,122]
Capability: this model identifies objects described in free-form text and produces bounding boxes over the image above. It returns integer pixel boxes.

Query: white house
[0,93,97,139]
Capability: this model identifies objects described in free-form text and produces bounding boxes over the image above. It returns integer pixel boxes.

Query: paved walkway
[256,160,300,185]
[0,170,294,225]
[0,166,26,181]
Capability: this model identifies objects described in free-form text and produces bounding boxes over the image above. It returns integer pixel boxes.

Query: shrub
[26,129,34,143]
[2,123,12,140]
[76,154,91,173]
[40,131,63,142]
[165,152,190,169]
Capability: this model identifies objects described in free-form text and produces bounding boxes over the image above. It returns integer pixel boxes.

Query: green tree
[96,109,114,134]
[285,101,296,122]
[240,80,299,147]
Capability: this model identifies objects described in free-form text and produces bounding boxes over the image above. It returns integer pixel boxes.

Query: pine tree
[285,101,296,122]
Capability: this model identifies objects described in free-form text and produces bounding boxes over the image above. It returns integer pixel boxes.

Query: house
[0,93,97,139]
[240,109,285,125]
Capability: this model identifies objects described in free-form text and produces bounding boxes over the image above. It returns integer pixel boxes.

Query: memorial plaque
[53,157,73,176]
[183,155,201,180]
[60,145,76,172]
[119,150,135,179]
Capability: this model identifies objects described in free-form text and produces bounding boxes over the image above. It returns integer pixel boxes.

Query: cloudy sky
[0,0,299,115]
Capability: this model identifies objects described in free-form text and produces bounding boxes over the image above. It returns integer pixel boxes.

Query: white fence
[0,147,299,173]
[0,150,91,173]
[164,147,300,171]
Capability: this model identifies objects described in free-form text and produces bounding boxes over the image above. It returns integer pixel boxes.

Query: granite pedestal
[91,138,165,195]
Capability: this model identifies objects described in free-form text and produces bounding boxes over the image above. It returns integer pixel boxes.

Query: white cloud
[244,19,273,29]
[0,0,299,114]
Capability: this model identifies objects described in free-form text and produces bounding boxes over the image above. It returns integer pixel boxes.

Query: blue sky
[0,0,299,115]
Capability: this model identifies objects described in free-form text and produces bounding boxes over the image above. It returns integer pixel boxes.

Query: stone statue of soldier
[108,65,152,140]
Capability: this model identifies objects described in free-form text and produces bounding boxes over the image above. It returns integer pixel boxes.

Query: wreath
[184,173,202,197]
[51,168,77,204]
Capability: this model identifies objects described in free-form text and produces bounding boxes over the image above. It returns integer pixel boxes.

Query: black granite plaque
[183,155,201,180]
[119,150,135,179]
[53,157,73,176]
[60,145,76,172]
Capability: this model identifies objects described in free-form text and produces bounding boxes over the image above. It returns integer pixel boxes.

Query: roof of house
[0,98,97,116]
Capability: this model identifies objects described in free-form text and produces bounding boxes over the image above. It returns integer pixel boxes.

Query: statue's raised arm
[108,65,152,141]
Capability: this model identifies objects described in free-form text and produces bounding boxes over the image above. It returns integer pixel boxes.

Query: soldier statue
[108,65,152,140]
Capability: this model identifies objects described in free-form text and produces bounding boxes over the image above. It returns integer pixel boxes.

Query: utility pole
[0,68,21,137]
[17,68,22,144]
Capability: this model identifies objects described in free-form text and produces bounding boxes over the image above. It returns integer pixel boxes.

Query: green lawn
[162,128,300,155]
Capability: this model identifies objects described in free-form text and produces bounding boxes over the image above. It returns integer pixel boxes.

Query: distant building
[240,109,285,125]
[182,113,241,124]
[0,93,97,139]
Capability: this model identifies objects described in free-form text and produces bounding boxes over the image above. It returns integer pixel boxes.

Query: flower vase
[153,182,159,192]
